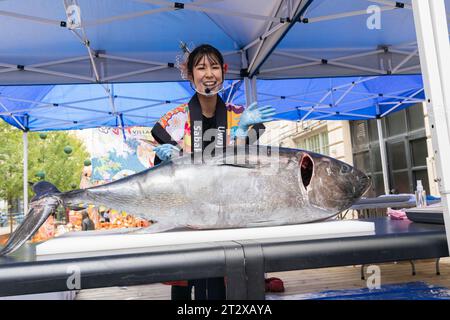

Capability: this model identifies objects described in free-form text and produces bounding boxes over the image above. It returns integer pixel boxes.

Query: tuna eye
[300,155,313,189]
[341,164,351,174]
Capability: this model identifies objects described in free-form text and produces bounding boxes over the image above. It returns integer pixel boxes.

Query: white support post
[412,0,450,248]
[377,118,390,195]
[23,132,28,215]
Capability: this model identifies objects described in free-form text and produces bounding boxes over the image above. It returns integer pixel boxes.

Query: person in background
[104,210,111,223]
[81,211,95,231]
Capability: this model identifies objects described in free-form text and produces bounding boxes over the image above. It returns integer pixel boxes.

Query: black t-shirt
[202,114,217,151]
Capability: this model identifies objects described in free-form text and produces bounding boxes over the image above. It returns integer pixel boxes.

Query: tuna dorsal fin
[32,181,61,200]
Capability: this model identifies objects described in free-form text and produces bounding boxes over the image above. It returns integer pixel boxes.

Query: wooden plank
[75,258,450,300]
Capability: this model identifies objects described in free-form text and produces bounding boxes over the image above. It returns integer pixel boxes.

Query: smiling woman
[187,44,226,98]
[150,44,276,165]
[149,43,277,300]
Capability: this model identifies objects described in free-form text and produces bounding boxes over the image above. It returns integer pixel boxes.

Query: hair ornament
[175,41,194,80]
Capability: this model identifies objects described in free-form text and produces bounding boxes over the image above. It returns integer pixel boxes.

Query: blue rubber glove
[153,144,180,161]
[233,102,276,138]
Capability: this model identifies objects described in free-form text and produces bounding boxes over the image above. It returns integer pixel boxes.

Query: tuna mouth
[300,154,313,189]
[355,173,371,198]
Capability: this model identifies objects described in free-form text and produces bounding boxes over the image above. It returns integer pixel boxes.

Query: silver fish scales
[0,146,370,256]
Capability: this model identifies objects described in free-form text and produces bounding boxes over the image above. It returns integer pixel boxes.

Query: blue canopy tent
[0,79,247,130]
[0,0,446,85]
[0,75,423,130]
[231,75,424,121]
[0,73,424,197]
[0,81,242,131]
[0,0,449,249]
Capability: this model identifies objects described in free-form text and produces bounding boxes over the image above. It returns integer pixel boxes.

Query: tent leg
[409,260,416,276]
[241,50,254,106]
[412,0,450,254]
[377,118,390,194]
[436,258,441,275]
[251,76,257,103]
[244,77,253,105]
[23,131,28,216]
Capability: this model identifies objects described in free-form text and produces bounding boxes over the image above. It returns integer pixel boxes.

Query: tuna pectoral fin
[128,222,178,234]
[219,163,257,169]
[0,196,60,256]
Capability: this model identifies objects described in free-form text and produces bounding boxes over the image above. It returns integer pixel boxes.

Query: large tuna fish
[0,146,370,256]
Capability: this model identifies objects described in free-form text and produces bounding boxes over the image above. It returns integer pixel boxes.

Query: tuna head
[299,151,370,212]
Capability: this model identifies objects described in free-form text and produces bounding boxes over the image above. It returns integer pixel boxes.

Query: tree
[0,121,89,212]
[0,123,23,210]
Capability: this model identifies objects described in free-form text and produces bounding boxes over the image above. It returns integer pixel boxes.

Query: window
[387,141,407,170]
[411,138,427,167]
[352,120,369,150]
[297,131,329,155]
[350,104,429,196]
[353,151,370,171]
[368,120,379,142]
[408,104,425,131]
[372,145,382,172]
[386,109,407,136]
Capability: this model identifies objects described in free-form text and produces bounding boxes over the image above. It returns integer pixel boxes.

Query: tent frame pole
[392,48,419,73]
[377,118,390,194]
[23,131,28,215]
[251,76,258,103]
[309,112,375,121]
[412,0,450,251]
[244,77,253,105]
[380,88,424,117]
[368,0,412,10]
[142,0,284,23]
[243,23,285,52]
[244,0,284,61]
[305,5,399,24]
[259,46,423,76]
[247,0,312,77]
[241,51,253,106]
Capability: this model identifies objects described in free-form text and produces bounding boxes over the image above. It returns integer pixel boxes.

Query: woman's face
[190,55,224,95]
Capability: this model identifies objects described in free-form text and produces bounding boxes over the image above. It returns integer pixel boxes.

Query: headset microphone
[191,81,228,97]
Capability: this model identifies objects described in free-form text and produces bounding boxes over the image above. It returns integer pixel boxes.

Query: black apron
[151,94,228,165]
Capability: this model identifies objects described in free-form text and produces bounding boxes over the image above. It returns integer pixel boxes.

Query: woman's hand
[233,102,276,138]
[153,144,181,161]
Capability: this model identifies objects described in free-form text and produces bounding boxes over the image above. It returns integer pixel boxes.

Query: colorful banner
[77,126,156,187]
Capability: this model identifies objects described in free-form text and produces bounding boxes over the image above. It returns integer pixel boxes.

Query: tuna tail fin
[0,182,61,256]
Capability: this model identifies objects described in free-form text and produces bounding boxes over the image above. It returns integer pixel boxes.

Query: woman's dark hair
[187,44,224,79]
